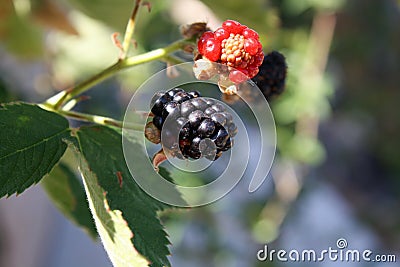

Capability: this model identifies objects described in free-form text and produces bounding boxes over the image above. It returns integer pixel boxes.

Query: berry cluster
[197,20,264,83]
[148,88,237,161]
[251,51,287,99]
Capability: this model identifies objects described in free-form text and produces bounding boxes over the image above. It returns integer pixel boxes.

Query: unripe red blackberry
[196,20,264,84]
[251,51,287,99]
[147,89,237,161]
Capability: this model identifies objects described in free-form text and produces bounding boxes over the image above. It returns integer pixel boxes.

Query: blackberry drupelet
[148,88,237,161]
[251,51,288,100]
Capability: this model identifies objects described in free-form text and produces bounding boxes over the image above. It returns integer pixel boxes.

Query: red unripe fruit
[243,27,259,40]
[203,38,221,61]
[214,27,230,41]
[253,53,264,66]
[229,69,249,84]
[198,31,214,54]
[222,20,244,34]
[247,66,259,78]
[244,38,259,56]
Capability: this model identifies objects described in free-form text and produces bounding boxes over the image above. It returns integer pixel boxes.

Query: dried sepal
[145,121,161,144]
[152,149,167,172]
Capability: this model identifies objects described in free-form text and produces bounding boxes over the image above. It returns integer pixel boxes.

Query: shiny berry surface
[222,20,244,34]
[148,89,236,161]
[214,27,230,41]
[197,19,264,83]
[244,38,259,56]
[202,38,221,62]
[242,27,259,40]
[162,101,179,119]
[153,116,164,130]
[212,128,229,147]
[151,95,170,116]
[197,118,216,138]
[197,31,214,54]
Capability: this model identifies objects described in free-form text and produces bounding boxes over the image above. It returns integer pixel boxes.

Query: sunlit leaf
[75,126,172,267]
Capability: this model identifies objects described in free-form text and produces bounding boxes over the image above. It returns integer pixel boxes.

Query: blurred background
[0,0,399,266]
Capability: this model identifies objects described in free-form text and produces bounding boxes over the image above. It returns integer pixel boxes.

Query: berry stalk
[39,104,143,131]
[43,38,195,110]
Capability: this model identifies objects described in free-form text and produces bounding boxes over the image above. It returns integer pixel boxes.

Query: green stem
[160,54,186,65]
[121,0,142,58]
[44,38,193,109]
[39,104,143,131]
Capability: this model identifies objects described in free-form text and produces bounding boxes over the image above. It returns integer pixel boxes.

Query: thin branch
[121,0,142,59]
[40,104,143,131]
[44,38,194,109]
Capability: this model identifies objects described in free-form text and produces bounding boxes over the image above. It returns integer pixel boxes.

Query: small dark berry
[190,136,202,152]
[173,91,191,103]
[251,51,287,100]
[189,149,202,159]
[151,95,170,116]
[188,110,205,128]
[153,116,164,130]
[227,123,238,137]
[212,128,229,147]
[211,103,225,113]
[150,92,164,110]
[197,118,216,138]
[191,98,208,111]
[167,88,184,98]
[176,117,188,127]
[188,90,201,98]
[179,121,191,140]
[162,101,179,119]
[205,99,215,105]
[204,107,216,116]
[220,138,233,151]
[180,101,195,117]
[221,112,233,123]
[211,113,227,126]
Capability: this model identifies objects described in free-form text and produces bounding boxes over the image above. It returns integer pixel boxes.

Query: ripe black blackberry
[150,88,201,130]
[147,88,237,161]
[251,51,287,100]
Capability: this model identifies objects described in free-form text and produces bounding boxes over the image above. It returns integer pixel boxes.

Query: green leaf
[79,153,150,267]
[0,78,17,103]
[75,126,172,267]
[0,103,70,198]
[41,161,97,239]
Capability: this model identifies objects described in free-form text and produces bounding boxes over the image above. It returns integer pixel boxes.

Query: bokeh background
[1,0,399,266]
